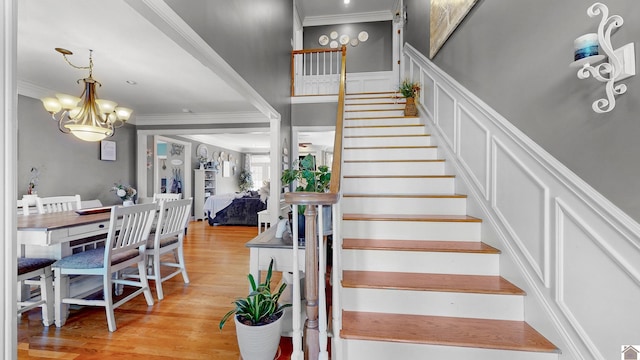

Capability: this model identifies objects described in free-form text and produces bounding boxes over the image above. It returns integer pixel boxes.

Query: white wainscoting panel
[457,104,490,200]
[492,138,549,286]
[435,84,456,149]
[556,199,640,360]
[345,71,395,93]
[421,69,435,116]
[403,43,640,360]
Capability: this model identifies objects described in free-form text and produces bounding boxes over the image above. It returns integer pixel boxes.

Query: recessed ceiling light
[344,0,350,4]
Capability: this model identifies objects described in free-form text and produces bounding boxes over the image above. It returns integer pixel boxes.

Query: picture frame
[100,140,116,161]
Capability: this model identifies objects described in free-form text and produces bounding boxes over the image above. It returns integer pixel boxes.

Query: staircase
[335,92,559,359]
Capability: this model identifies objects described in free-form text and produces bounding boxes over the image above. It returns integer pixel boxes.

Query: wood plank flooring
[18,222,285,360]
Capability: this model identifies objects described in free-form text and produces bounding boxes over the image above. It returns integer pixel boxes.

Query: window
[249,154,270,190]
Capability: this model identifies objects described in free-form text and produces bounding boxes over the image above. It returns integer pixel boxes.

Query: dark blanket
[207,192,267,226]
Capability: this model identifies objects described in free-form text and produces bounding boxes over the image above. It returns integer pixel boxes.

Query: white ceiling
[16,0,396,151]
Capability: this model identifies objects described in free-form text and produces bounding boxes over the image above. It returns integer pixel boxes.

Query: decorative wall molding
[491,137,550,287]
[404,42,640,360]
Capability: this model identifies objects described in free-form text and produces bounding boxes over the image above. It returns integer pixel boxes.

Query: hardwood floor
[18,221,285,359]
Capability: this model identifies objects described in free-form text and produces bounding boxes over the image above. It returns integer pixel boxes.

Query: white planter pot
[122,200,134,206]
[234,314,283,360]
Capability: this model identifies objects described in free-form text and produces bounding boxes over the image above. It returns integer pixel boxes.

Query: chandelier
[41,48,132,142]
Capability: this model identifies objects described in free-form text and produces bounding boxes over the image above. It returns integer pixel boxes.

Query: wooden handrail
[285,45,346,360]
[291,47,344,55]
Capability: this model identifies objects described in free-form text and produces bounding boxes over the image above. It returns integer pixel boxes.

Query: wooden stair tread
[343,175,454,179]
[343,214,482,222]
[345,134,430,138]
[346,108,404,112]
[342,271,524,295]
[341,311,558,353]
[344,145,436,149]
[344,159,444,163]
[345,102,406,106]
[345,116,417,120]
[345,124,422,129]
[343,193,465,198]
[342,239,496,253]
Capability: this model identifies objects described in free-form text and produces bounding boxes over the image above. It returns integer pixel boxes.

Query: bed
[204,191,267,226]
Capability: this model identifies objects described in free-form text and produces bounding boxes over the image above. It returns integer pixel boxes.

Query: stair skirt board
[341,249,499,275]
[341,287,524,321]
[341,340,559,360]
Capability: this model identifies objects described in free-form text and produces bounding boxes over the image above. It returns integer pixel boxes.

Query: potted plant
[398,79,421,116]
[219,259,291,360]
[281,154,332,240]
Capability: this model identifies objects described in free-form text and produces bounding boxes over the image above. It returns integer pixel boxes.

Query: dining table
[17,208,114,299]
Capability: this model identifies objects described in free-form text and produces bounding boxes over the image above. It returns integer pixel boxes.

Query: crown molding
[135,111,269,126]
[17,80,50,101]
[303,10,393,26]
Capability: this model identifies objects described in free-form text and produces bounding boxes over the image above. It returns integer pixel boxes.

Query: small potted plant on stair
[399,79,421,116]
[219,259,291,360]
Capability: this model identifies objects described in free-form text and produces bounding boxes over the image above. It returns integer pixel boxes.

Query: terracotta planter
[404,97,418,116]
[235,314,283,360]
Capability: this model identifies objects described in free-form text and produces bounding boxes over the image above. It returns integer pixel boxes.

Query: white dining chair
[52,203,157,332]
[17,257,56,326]
[152,193,181,204]
[145,198,192,300]
[36,195,82,214]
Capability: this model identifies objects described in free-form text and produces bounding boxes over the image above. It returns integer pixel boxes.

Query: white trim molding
[302,10,393,27]
[404,42,640,360]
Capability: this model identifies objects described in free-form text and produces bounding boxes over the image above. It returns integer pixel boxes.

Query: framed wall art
[100,140,116,161]
[429,0,479,59]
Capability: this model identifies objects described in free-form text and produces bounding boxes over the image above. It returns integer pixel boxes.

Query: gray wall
[165,0,293,132]
[404,0,640,222]
[292,102,338,126]
[304,21,393,73]
[18,95,137,206]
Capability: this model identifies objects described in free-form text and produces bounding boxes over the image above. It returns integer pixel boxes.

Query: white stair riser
[342,196,466,215]
[342,249,497,275]
[342,288,523,321]
[342,177,454,194]
[342,220,481,241]
[342,161,445,176]
[344,125,425,137]
[344,147,438,161]
[345,117,421,127]
[345,110,405,118]
[345,104,405,111]
[344,135,431,147]
[341,340,559,360]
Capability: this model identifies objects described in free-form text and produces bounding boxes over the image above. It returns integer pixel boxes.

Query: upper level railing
[285,45,346,360]
[291,46,346,96]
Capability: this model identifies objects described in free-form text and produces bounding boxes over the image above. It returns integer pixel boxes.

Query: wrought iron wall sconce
[570,2,636,113]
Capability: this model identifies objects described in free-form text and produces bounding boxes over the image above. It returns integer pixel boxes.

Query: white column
[1,1,18,359]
